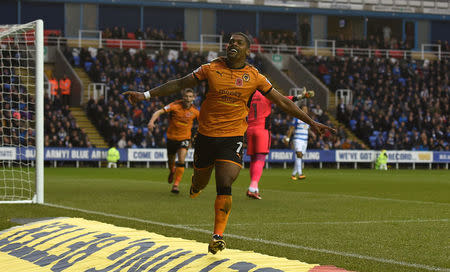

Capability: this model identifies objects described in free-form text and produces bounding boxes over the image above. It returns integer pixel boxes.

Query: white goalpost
[0,20,44,204]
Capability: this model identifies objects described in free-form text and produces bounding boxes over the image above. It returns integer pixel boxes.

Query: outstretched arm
[147,109,165,131]
[265,88,336,136]
[123,74,198,105]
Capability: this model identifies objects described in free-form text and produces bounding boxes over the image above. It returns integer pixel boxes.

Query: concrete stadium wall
[417,20,431,46]
[185,9,200,42]
[311,15,327,41]
[65,3,80,37]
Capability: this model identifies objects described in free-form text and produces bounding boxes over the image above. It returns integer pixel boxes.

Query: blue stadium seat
[74,55,80,66]
[349,119,357,130]
[323,74,331,85]
[84,61,93,72]
[369,136,376,147]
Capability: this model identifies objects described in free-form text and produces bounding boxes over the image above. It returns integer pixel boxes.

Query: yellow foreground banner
[0,217,347,272]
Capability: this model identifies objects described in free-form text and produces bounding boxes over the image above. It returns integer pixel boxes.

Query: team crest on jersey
[235,78,243,87]
[242,73,250,82]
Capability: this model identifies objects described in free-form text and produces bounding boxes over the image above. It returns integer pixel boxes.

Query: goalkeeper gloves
[297,88,315,100]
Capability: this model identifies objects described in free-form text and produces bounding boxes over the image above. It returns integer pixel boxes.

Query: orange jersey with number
[164,100,199,141]
[192,57,273,137]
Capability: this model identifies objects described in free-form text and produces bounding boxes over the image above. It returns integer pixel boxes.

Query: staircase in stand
[43,63,108,148]
[17,68,35,94]
[69,107,108,148]
[73,67,92,105]
[72,67,108,148]
[44,63,55,79]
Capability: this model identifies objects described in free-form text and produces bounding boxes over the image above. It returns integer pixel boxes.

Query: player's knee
[216,186,232,195]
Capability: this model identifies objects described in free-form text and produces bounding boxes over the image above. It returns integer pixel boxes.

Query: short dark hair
[183,88,194,95]
[230,32,251,48]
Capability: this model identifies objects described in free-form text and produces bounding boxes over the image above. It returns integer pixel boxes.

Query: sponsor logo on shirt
[235,78,243,87]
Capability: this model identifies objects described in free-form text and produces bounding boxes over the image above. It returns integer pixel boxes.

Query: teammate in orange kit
[124,32,335,254]
[148,88,199,193]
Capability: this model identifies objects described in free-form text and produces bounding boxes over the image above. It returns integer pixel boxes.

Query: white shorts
[293,139,307,153]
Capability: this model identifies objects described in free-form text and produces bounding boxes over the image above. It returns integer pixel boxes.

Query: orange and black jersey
[192,57,272,137]
[163,100,199,141]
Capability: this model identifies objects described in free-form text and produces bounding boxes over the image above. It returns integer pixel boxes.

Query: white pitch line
[43,203,450,272]
[185,218,450,227]
[260,189,450,206]
[90,178,450,206]
[321,194,450,206]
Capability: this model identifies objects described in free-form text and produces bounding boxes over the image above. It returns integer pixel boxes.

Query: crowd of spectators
[101,25,450,55]
[299,55,449,151]
[0,71,34,147]
[333,34,450,52]
[0,44,35,148]
[44,94,91,148]
[102,26,183,41]
[69,46,362,151]
[0,40,87,149]
[71,48,207,148]
[334,34,412,50]
[253,31,298,46]
[270,102,364,150]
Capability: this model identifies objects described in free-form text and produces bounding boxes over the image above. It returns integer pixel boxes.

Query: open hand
[147,121,155,131]
[282,136,290,146]
[123,91,145,106]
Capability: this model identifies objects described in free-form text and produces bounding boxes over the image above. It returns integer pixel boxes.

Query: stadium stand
[1,59,87,149]
[69,48,206,147]
[44,94,91,148]
[102,26,184,41]
[0,77,34,147]
[271,103,364,150]
[66,45,362,150]
[0,48,86,149]
[298,55,449,151]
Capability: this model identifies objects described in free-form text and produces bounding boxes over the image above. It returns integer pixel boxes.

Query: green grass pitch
[1,168,449,272]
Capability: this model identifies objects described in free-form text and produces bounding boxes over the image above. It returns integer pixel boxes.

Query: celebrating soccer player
[147,88,199,193]
[124,32,335,254]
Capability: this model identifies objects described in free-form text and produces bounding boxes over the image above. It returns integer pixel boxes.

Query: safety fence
[1,147,448,169]
[44,36,450,61]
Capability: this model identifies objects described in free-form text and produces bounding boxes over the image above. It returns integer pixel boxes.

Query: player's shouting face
[226,34,250,62]
[182,89,195,108]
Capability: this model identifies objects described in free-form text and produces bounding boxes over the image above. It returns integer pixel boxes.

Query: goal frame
[0,20,44,204]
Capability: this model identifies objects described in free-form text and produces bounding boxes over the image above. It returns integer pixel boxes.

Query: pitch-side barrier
[1,147,448,169]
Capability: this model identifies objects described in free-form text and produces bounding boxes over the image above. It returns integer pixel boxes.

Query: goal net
[0,20,44,203]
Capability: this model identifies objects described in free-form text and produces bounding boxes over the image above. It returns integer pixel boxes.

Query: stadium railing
[45,36,450,61]
[1,147,448,170]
